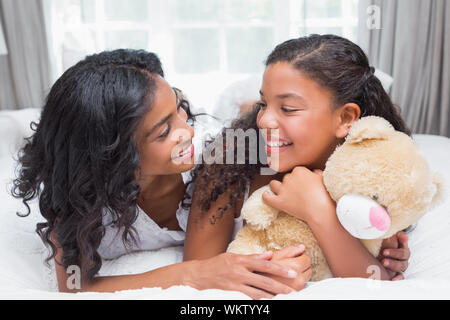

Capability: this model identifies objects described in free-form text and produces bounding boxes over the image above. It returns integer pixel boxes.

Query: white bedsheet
[0,109,449,299]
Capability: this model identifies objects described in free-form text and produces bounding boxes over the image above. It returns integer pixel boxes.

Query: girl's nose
[258,109,278,129]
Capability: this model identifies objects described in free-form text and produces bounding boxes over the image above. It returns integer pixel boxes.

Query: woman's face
[256,62,341,172]
[134,75,195,179]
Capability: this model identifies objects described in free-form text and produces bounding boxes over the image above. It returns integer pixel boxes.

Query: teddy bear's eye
[372,194,379,201]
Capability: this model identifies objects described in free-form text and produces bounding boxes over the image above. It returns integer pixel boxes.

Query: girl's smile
[265,137,293,156]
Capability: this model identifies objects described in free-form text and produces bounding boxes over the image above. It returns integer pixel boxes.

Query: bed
[0,108,449,299]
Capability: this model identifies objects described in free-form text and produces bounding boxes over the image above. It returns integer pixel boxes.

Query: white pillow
[405,135,450,279]
[0,108,41,158]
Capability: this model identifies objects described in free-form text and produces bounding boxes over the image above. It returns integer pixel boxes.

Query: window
[302,0,359,41]
[45,0,359,113]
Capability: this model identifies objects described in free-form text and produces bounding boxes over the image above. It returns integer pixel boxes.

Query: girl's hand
[261,245,312,292]
[262,167,336,225]
[378,231,410,280]
[185,249,304,300]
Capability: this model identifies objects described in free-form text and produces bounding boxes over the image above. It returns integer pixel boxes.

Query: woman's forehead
[135,77,177,137]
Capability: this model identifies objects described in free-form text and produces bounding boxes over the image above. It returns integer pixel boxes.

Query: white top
[97,171,247,260]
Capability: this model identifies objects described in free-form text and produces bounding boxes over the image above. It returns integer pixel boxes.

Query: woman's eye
[158,124,171,138]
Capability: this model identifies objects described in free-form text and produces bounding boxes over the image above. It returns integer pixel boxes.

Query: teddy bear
[227,116,444,281]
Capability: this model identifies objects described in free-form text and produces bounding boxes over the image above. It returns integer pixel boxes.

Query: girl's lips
[265,135,292,144]
[265,143,292,155]
[265,137,293,155]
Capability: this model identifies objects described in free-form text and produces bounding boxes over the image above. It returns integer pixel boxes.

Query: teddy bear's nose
[369,207,390,231]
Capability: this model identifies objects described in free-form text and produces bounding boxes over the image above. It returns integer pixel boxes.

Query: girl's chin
[267,155,311,173]
[267,160,293,173]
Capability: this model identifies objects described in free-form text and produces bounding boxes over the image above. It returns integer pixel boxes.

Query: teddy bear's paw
[241,185,279,230]
[227,240,266,255]
[226,227,267,255]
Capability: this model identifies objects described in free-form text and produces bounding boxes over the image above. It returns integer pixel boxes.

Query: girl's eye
[281,107,299,113]
[158,124,171,138]
[256,101,267,110]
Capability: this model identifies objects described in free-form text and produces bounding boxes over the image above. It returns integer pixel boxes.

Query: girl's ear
[335,103,361,139]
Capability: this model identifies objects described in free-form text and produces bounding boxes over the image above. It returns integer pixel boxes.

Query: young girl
[12,49,311,299]
[184,35,411,282]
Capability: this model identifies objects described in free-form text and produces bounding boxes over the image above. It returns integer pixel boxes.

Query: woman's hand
[260,245,312,292]
[262,167,335,225]
[378,231,410,280]
[184,248,305,300]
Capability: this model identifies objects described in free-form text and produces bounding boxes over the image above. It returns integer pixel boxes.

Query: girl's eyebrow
[276,93,306,102]
[259,90,306,102]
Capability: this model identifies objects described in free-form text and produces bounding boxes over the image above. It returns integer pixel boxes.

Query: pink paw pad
[369,207,390,231]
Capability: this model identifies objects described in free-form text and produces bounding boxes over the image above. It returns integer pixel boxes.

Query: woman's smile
[171,142,195,162]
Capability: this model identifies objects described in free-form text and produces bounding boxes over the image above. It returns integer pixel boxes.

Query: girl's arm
[306,205,390,280]
[262,166,391,280]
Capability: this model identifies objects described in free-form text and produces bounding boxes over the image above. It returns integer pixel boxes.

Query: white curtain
[0,15,7,55]
[0,0,51,110]
[358,0,450,137]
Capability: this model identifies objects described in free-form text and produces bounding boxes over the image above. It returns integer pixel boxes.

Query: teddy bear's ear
[430,173,446,209]
[346,116,395,144]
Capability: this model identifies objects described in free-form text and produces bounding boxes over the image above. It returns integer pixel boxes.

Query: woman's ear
[335,103,361,139]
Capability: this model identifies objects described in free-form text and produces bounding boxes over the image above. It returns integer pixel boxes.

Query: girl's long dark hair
[12,49,194,281]
[192,34,411,219]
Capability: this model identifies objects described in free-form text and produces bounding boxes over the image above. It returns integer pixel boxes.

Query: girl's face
[257,62,342,172]
[134,75,195,178]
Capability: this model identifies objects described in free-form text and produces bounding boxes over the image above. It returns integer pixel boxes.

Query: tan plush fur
[227,186,330,281]
[227,116,444,281]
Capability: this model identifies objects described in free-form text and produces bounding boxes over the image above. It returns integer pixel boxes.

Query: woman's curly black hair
[191,34,411,221]
[12,49,195,281]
